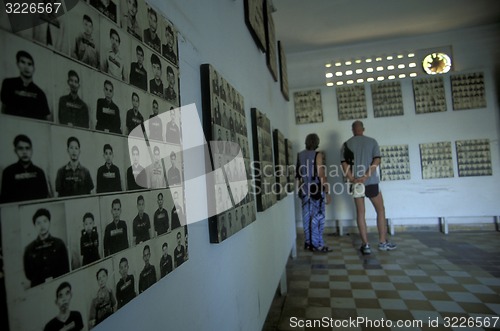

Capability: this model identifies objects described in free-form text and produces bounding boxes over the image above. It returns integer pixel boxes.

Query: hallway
[264,231,500,330]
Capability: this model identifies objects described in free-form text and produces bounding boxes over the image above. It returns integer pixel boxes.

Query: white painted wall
[287,24,500,227]
[95,1,296,331]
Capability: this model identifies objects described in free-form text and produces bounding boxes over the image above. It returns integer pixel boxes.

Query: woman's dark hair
[305,133,319,150]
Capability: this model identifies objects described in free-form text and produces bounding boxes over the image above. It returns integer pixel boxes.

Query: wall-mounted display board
[251,108,277,211]
[451,72,486,110]
[380,145,410,181]
[419,141,454,179]
[371,81,404,118]
[263,0,278,82]
[273,129,287,200]
[244,0,266,52]
[412,76,446,114]
[200,64,256,243]
[284,139,295,193]
[293,89,323,124]
[278,41,289,101]
[0,0,187,329]
[456,139,492,177]
[336,85,367,121]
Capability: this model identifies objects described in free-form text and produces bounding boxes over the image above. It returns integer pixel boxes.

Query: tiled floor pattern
[263,231,500,331]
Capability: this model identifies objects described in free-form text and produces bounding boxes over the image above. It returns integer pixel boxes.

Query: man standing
[132,195,151,245]
[55,136,94,197]
[72,14,99,69]
[43,282,83,331]
[129,46,147,91]
[143,8,161,53]
[341,121,397,255]
[24,208,69,287]
[126,145,146,190]
[1,50,51,120]
[1,135,49,203]
[103,199,129,256]
[115,257,136,309]
[102,28,126,82]
[95,80,122,134]
[153,193,169,236]
[125,92,144,135]
[96,144,122,193]
[58,70,89,128]
[138,245,156,293]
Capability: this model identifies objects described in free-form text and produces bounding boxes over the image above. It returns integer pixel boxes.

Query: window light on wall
[325,47,453,86]
[325,51,419,86]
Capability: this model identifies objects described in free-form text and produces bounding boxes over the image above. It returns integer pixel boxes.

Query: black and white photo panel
[100,16,130,83]
[144,96,164,142]
[165,144,183,188]
[128,191,154,247]
[112,248,139,310]
[90,0,120,25]
[142,3,163,55]
[94,132,127,194]
[99,194,132,257]
[125,137,151,191]
[67,0,101,70]
[164,104,182,144]
[53,54,92,129]
[120,0,146,42]
[123,85,149,137]
[146,140,167,189]
[82,258,117,330]
[169,186,186,230]
[129,38,150,91]
[156,231,174,278]
[135,241,159,294]
[15,2,69,55]
[6,269,87,331]
[0,31,54,122]
[148,51,168,99]
[172,226,187,269]
[163,63,179,106]
[50,125,97,198]
[0,117,52,204]
[88,73,127,135]
[65,196,103,271]
[19,201,69,290]
[161,16,179,67]
[148,189,169,237]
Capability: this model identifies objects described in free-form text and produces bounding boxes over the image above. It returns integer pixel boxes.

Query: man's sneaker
[378,241,397,251]
[360,243,371,255]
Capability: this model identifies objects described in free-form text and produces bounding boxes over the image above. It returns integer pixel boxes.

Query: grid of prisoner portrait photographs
[0,0,188,329]
[201,64,257,244]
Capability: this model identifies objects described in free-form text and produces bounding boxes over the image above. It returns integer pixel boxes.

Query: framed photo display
[284,139,295,193]
[244,0,266,52]
[451,72,486,110]
[273,129,287,200]
[412,76,446,114]
[0,0,187,329]
[371,81,403,118]
[294,89,323,124]
[251,108,277,211]
[200,64,257,244]
[336,85,367,121]
[419,141,454,179]
[263,0,278,81]
[455,139,492,177]
[278,40,289,101]
[380,145,410,181]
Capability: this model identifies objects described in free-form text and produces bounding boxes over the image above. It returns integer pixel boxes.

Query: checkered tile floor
[263,231,500,331]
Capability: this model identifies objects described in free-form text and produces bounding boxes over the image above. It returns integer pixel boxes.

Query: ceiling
[273,0,500,55]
